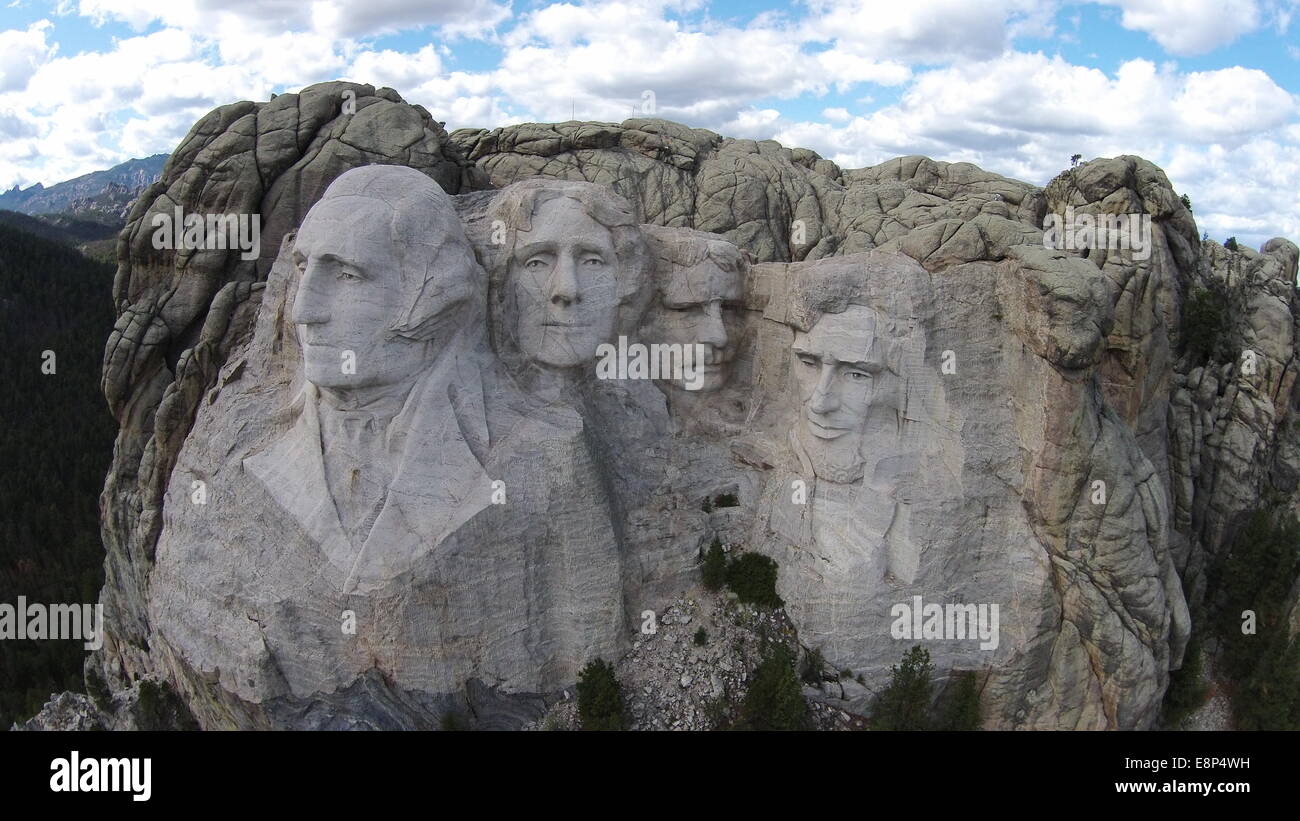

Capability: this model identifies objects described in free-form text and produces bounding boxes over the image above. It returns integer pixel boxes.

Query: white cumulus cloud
[0,20,56,93]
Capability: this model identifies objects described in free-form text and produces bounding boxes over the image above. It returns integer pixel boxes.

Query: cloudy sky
[0,0,1297,246]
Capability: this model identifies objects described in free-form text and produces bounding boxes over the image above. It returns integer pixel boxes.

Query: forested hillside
[0,223,116,727]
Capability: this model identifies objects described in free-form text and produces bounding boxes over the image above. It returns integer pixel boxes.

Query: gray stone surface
[75,94,1300,731]
[96,82,487,699]
[147,169,631,728]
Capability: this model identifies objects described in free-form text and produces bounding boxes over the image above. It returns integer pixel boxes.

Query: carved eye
[524,257,548,270]
[846,370,871,381]
[796,354,818,368]
[338,270,361,282]
[581,255,605,267]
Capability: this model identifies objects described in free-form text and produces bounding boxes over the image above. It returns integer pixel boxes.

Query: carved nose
[291,267,328,325]
[809,364,839,413]
[549,256,581,306]
[699,301,727,348]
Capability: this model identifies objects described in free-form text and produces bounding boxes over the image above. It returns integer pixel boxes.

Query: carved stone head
[289,165,481,392]
[488,179,651,372]
[786,262,914,484]
[641,225,748,392]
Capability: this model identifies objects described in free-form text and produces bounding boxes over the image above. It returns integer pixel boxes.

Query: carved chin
[529,345,590,369]
[521,324,603,368]
[798,426,866,484]
[302,359,351,387]
[666,362,730,391]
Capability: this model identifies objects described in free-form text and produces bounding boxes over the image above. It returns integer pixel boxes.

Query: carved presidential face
[290,198,430,391]
[642,250,744,392]
[792,304,885,483]
[510,196,621,369]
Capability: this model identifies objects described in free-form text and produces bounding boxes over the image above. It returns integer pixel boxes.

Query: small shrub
[701,537,727,591]
[801,647,826,685]
[713,492,739,508]
[1070,153,1082,167]
[938,670,982,731]
[725,552,783,608]
[129,678,198,731]
[1181,286,1226,366]
[1209,510,1300,729]
[740,644,808,730]
[440,711,469,731]
[85,668,112,710]
[1161,634,1209,727]
[1213,511,1300,679]
[136,679,164,720]
[700,497,713,513]
[1224,236,1239,252]
[1232,636,1300,730]
[694,627,708,646]
[576,658,626,731]
[703,691,735,730]
[1180,193,1193,213]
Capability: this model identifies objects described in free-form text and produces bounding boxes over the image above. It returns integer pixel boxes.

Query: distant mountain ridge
[0,155,168,219]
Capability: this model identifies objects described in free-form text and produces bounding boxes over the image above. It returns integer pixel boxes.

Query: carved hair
[642,224,752,282]
[307,164,484,342]
[786,259,915,379]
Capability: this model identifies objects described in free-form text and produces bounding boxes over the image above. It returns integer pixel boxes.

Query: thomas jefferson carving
[486,179,652,386]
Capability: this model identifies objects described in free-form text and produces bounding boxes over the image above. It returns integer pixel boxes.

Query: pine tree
[939,670,982,731]
[0,223,115,727]
[740,644,808,730]
[701,537,727,591]
[576,658,626,731]
[872,645,935,730]
[725,552,783,608]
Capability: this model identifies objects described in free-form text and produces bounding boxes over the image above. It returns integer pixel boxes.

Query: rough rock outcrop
[78,88,1300,731]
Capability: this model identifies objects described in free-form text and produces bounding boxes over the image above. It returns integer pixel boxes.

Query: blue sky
[0,0,1297,246]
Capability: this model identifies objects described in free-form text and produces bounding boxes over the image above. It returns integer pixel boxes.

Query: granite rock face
[85,91,1300,730]
[96,82,486,701]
